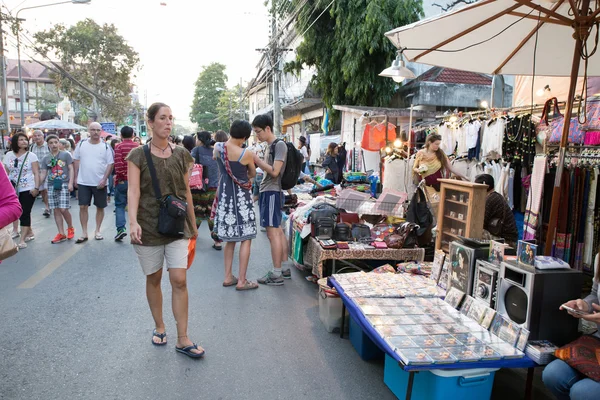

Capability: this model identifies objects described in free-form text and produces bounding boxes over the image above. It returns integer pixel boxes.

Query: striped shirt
[30,142,49,162]
[114,139,138,183]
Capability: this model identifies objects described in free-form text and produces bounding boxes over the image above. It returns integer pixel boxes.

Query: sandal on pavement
[175,343,205,358]
[95,233,104,240]
[75,237,88,244]
[17,243,27,249]
[236,280,259,291]
[152,329,167,346]
[212,243,222,251]
[222,276,238,287]
[24,235,35,242]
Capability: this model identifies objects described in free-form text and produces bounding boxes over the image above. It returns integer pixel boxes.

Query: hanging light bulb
[379,48,416,82]
[480,100,489,109]
[385,146,392,154]
[393,138,402,148]
[449,115,458,123]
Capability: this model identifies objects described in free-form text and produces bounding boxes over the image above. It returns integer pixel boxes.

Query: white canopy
[385,0,600,77]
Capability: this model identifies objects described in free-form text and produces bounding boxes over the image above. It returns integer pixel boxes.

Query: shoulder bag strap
[222,144,252,190]
[14,152,29,192]
[143,144,162,201]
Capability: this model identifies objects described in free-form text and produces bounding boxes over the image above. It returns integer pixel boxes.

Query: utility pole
[0,11,10,149]
[228,93,233,124]
[239,77,244,120]
[271,0,281,136]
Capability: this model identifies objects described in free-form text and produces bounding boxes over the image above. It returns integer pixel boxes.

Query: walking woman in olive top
[126,103,203,358]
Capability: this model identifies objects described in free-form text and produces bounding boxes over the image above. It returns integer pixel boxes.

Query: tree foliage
[286,0,423,113]
[34,19,139,123]
[215,84,249,129]
[190,63,228,131]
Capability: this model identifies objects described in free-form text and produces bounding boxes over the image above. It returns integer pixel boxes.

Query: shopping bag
[187,237,196,269]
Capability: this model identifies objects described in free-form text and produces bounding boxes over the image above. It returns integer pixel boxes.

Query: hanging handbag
[539,97,564,144]
[0,226,18,261]
[143,145,188,238]
[222,144,252,190]
[11,152,29,193]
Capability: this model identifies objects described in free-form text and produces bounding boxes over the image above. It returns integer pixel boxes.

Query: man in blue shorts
[252,114,290,286]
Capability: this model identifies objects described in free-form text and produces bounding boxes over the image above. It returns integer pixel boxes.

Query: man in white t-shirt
[73,122,114,242]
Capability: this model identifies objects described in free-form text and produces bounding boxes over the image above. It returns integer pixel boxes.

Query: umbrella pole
[543,17,587,256]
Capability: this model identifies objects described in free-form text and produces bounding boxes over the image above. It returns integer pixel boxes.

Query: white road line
[17,243,85,289]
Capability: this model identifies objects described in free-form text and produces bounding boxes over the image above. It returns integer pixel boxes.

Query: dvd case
[397,348,434,365]
[424,347,459,364]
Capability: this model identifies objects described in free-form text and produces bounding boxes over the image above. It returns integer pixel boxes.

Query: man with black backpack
[251,114,294,286]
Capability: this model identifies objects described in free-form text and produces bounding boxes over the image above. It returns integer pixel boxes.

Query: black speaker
[497,262,583,346]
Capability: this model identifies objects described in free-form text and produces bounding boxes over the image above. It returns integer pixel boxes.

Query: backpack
[270,139,302,190]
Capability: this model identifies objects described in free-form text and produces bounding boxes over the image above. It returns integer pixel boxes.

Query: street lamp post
[16,0,91,127]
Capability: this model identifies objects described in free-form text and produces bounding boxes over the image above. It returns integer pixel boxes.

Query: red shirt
[114,139,139,183]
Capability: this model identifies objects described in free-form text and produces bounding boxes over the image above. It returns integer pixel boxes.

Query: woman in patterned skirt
[190,131,222,250]
[214,120,258,290]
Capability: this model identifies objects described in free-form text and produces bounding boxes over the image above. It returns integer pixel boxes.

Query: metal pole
[0,12,11,148]
[271,0,281,136]
[239,77,243,120]
[490,74,495,108]
[16,19,27,128]
[408,104,413,155]
[544,0,590,255]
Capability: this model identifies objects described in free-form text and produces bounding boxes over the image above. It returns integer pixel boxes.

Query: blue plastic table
[328,277,539,400]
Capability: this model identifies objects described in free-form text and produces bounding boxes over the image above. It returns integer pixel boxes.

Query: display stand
[435,179,488,252]
[328,277,539,400]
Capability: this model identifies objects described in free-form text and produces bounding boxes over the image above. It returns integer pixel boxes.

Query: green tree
[286,0,423,117]
[34,19,139,123]
[190,63,228,131]
[215,84,249,128]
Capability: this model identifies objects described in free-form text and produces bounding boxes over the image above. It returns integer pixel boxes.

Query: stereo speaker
[497,262,583,346]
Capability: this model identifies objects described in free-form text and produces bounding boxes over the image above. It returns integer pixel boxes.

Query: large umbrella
[385,0,600,255]
[25,119,86,130]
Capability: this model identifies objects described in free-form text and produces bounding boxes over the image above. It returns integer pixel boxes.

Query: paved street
[0,200,396,400]
[1,200,556,400]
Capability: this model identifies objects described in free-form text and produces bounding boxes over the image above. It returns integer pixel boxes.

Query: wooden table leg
[406,371,415,400]
[525,367,534,400]
[340,302,346,339]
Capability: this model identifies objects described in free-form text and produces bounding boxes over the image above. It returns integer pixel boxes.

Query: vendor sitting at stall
[413,134,468,191]
[543,263,600,400]
[474,174,518,247]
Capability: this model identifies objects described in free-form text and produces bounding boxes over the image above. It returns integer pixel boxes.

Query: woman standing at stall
[190,131,222,250]
[298,136,310,172]
[2,132,40,249]
[322,142,340,184]
[413,134,469,191]
[126,102,203,358]
[214,120,258,291]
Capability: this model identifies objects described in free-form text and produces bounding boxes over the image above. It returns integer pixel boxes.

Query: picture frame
[430,250,445,283]
[489,240,507,266]
[517,240,537,268]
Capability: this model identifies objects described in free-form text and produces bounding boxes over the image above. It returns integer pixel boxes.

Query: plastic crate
[383,354,497,400]
[349,315,384,361]
[318,286,348,333]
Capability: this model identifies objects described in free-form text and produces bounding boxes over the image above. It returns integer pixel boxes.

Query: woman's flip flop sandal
[75,237,88,244]
[152,329,167,346]
[236,280,259,291]
[175,343,205,358]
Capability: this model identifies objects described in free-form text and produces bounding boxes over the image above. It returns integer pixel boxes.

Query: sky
[2,0,271,127]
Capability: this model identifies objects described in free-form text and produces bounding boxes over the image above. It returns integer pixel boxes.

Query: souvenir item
[444,287,465,309]
[425,348,458,364]
[517,240,537,267]
[409,335,440,348]
[397,348,434,365]
[431,334,462,347]
[491,342,525,359]
[449,346,481,362]
[516,329,530,352]
[468,344,502,360]
[489,240,506,266]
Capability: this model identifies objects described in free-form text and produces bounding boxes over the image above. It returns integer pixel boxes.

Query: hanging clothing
[480,118,505,160]
[361,122,397,151]
[584,168,598,272]
[383,158,416,194]
[523,155,547,241]
[438,124,455,155]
